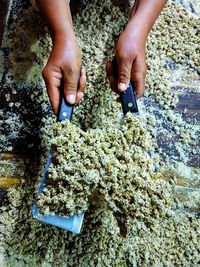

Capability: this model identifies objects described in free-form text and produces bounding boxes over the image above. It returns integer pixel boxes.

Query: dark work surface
[0,0,51,156]
[0,188,8,206]
[0,0,9,47]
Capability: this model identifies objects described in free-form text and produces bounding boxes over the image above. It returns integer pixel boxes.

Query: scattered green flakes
[0,0,200,266]
[3,7,51,87]
[1,178,200,267]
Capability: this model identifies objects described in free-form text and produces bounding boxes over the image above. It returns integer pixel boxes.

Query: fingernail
[118,82,127,92]
[67,94,76,104]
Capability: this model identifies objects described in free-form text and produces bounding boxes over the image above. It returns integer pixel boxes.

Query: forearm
[35,0,74,42]
[128,0,167,40]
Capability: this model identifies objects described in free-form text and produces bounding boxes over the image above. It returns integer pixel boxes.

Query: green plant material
[37,114,169,217]
[0,0,200,266]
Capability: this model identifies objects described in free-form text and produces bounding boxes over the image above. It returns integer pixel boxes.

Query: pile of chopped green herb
[37,114,168,217]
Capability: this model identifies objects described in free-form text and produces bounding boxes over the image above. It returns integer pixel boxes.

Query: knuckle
[116,47,133,62]
[42,67,50,80]
[65,65,75,75]
[117,53,129,63]
[133,71,146,80]
[64,82,77,93]
[119,72,129,81]
[64,62,80,76]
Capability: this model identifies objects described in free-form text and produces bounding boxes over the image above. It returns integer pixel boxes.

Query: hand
[42,34,86,114]
[106,23,147,99]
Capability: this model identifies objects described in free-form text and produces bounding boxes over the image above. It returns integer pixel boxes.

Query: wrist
[35,0,74,43]
[51,29,76,46]
[124,20,148,47]
[128,0,166,39]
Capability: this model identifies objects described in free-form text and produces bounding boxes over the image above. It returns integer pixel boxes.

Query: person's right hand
[42,34,86,114]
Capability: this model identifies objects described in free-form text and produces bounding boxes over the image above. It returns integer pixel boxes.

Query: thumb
[117,57,132,92]
[63,68,79,104]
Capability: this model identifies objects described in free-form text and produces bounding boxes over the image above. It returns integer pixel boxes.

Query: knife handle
[112,57,138,115]
[120,84,138,115]
[57,77,80,122]
[57,97,74,122]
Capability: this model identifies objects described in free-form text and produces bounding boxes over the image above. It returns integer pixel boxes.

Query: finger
[109,75,118,94]
[46,82,60,114]
[131,72,145,99]
[63,66,80,104]
[76,91,84,103]
[42,69,61,114]
[76,68,86,104]
[106,60,118,93]
[106,60,113,78]
[116,56,132,92]
[131,58,146,99]
[77,68,86,93]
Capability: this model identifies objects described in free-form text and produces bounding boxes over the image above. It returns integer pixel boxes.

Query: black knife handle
[112,57,138,115]
[57,97,74,122]
[56,77,79,122]
[120,83,138,115]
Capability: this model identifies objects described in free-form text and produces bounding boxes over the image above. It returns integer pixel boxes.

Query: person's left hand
[106,23,147,99]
